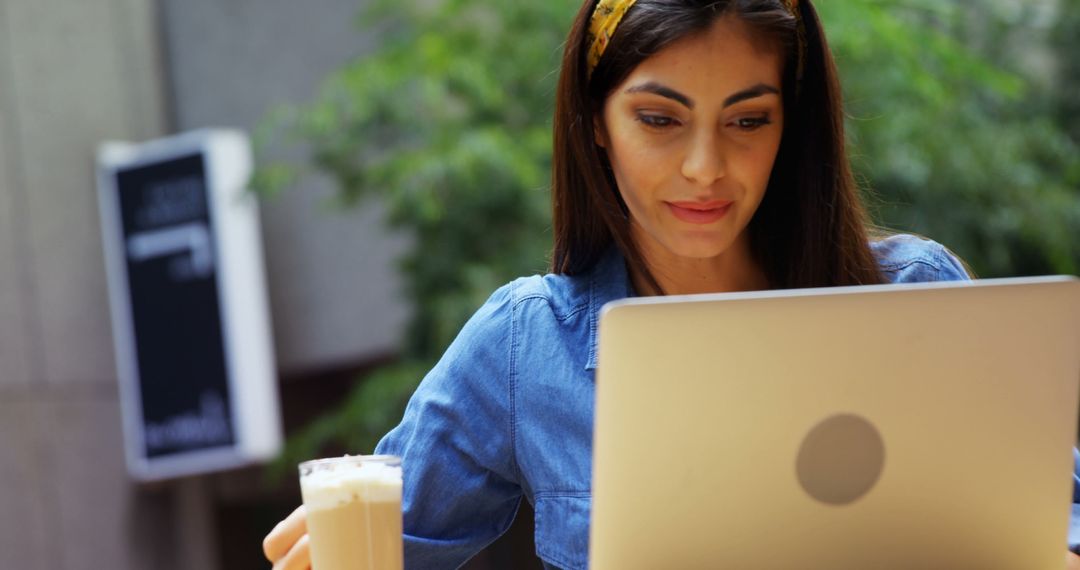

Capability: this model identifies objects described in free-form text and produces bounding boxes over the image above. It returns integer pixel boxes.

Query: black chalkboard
[115,153,236,458]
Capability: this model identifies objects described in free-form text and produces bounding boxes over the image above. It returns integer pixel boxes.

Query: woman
[265,1,1080,568]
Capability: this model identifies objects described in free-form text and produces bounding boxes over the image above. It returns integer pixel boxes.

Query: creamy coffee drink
[299,456,403,570]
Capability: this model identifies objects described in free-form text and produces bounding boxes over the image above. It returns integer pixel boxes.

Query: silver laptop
[590,277,1080,569]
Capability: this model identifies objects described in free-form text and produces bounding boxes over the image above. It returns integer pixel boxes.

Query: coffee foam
[301,460,402,511]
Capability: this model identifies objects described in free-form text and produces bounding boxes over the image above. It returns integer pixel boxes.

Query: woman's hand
[263,505,310,570]
[1067,551,1080,570]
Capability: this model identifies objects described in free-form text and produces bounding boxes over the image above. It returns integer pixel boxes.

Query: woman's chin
[662,233,738,260]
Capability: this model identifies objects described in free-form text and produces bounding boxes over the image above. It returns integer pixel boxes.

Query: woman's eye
[734,116,772,131]
[636,114,678,129]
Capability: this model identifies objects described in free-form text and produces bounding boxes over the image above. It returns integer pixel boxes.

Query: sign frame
[97,129,281,481]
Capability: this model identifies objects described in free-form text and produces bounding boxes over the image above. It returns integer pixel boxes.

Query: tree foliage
[819,0,1080,276]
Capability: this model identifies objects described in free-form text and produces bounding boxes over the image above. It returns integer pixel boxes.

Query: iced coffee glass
[299,455,403,570]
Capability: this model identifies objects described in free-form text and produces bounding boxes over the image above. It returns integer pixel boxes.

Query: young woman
[265,1,1080,568]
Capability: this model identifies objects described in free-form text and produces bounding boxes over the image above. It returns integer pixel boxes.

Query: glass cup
[299,455,404,570]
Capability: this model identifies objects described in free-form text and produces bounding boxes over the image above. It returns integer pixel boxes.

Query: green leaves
[819,0,1080,277]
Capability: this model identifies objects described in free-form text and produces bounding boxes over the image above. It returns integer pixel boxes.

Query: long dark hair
[550,0,885,292]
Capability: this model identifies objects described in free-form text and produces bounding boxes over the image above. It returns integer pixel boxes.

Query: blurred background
[0,0,1077,568]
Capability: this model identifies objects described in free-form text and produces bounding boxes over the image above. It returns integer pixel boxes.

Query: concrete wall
[159,0,410,376]
[0,0,214,567]
[0,0,409,567]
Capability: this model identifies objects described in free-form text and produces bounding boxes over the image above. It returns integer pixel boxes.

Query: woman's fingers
[271,533,310,570]
[263,505,308,563]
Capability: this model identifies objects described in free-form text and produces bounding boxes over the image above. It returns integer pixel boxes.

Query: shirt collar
[586,246,634,370]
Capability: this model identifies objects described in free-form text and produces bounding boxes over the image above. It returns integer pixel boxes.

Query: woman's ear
[593,115,607,148]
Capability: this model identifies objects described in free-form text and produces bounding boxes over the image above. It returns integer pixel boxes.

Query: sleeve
[875,234,972,284]
[373,283,522,569]
[930,244,972,281]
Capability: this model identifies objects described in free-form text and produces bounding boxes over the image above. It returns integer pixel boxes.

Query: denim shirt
[374,234,1080,569]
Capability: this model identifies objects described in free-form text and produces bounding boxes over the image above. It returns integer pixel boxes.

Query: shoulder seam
[508,283,522,485]
[879,256,942,273]
[511,292,589,322]
[880,241,947,273]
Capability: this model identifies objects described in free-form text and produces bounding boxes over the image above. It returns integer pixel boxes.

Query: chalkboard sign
[97,130,281,481]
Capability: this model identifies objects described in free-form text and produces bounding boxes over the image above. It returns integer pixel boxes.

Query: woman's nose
[680,130,726,186]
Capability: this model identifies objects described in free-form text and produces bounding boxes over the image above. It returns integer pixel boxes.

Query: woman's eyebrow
[723,83,781,108]
[625,82,695,109]
[624,81,781,110]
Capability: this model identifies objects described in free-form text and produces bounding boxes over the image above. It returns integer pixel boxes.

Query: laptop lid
[590,277,1080,569]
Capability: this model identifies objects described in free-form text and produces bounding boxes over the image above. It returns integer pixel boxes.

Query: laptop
[590,277,1080,569]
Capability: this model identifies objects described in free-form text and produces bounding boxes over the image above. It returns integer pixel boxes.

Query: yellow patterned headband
[585,0,639,77]
[585,0,807,81]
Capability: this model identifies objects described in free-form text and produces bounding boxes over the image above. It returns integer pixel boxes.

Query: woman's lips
[665,200,733,224]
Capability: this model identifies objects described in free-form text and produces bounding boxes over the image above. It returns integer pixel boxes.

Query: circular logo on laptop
[796,413,885,505]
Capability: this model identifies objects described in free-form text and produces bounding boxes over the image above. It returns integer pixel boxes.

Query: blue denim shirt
[375,234,1080,569]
